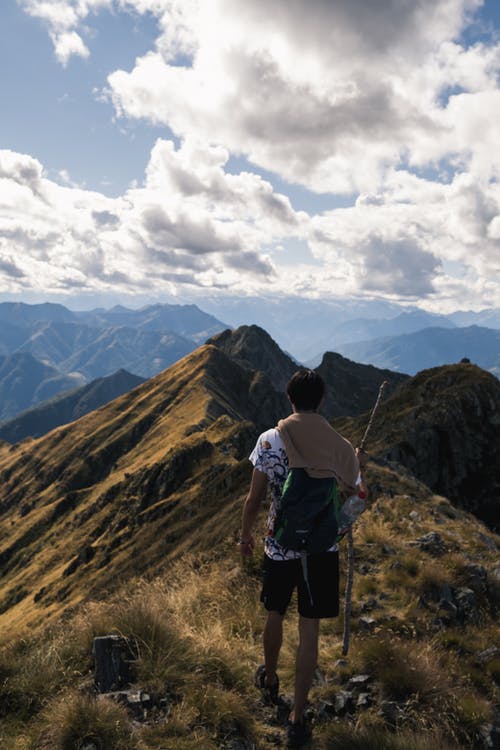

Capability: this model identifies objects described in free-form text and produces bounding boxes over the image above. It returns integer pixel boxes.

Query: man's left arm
[239,468,268,557]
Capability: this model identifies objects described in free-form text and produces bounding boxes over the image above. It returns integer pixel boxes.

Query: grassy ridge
[0,343,498,748]
[1,462,498,748]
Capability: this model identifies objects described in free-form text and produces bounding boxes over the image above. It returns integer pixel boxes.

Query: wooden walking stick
[342,380,388,656]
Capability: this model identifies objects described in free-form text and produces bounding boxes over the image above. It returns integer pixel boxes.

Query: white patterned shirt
[250,427,339,560]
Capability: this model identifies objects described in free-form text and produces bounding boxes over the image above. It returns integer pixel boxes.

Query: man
[239,369,366,748]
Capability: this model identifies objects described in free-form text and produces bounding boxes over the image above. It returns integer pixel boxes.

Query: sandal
[286,716,312,748]
[254,664,280,705]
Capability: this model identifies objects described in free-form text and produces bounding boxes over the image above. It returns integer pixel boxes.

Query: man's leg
[263,609,283,687]
[260,556,295,690]
[289,615,319,723]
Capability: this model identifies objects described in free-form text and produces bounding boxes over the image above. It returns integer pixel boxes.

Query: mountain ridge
[0,368,145,444]
[0,324,499,749]
[0,328,498,639]
[337,324,500,376]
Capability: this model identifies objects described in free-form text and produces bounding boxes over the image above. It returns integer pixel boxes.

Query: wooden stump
[93,635,136,693]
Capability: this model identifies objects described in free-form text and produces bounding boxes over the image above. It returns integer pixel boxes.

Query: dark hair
[286,369,325,411]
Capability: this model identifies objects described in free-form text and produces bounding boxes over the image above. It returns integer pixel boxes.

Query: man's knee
[267,610,284,622]
[264,610,284,637]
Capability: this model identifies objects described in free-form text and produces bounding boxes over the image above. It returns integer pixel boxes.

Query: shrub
[321,726,457,750]
[418,561,453,601]
[454,693,493,738]
[357,637,448,703]
[38,692,137,750]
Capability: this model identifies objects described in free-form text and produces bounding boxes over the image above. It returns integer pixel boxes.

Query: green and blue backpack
[273,468,340,554]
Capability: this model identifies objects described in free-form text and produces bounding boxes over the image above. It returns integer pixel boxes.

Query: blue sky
[0,0,499,312]
[1,1,358,213]
[1,3,164,195]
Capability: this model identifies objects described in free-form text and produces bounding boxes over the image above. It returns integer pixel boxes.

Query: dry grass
[0,548,498,750]
[1,462,498,750]
[9,557,265,749]
[319,725,459,750]
[355,636,449,702]
[34,692,138,750]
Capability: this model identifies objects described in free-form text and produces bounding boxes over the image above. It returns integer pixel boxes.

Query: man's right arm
[356,447,369,497]
[239,468,268,557]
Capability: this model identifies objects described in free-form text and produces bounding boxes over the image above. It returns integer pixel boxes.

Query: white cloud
[13,0,500,309]
[18,0,97,64]
[23,1,498,189]
[0,142,307,295]
[54,30,90,65]
[99,0,500,192]
[1,145,499,308]
[308,168,500,307]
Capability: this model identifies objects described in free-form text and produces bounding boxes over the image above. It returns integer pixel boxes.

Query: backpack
[273,468,340,554]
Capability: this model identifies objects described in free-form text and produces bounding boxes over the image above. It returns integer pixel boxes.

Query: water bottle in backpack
[337,490,367,535]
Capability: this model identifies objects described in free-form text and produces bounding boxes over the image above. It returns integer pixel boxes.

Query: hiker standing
[239,369,367,748]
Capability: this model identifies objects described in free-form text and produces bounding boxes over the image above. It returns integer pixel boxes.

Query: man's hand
[355,447,369,470]
[240,468,267,560]
[239,537,255,557]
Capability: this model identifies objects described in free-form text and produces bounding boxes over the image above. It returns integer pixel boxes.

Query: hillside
[0,341,287,639]
[0,369,145,444]
[316,351,409,418]
[0,329,498,749]
[335,363,500,531]
[16,321,198,379]
[338,325,500,376]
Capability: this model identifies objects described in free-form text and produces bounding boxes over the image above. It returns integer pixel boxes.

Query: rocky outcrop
[208,326,409,421]
[207,325,297,394]
[316,351,408,419]
[362,363,500,530]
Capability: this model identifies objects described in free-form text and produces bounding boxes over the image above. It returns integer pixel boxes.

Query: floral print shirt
[249,427,339,560]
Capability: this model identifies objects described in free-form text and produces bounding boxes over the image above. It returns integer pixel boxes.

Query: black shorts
[260,551,339,619]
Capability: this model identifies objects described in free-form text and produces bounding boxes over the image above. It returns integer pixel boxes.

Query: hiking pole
[342,380,388,657]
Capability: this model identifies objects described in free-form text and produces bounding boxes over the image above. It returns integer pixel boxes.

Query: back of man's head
[286,369,325,411]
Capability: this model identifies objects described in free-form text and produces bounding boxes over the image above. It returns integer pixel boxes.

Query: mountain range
[304,310,457,363]
[0,325,498,749]
[0,301,226,340]
[1,299,499,434]
[0,301,227,419]
[0,325,497,636]
[0,325,407,445]
[200,295,500,362]
[0,369,145,444]
[336,325,500,376]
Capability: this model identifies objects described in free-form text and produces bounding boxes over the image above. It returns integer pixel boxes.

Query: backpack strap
[300,552,314,607]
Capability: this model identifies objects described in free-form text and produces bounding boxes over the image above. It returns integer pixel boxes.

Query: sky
[0,0,499,312]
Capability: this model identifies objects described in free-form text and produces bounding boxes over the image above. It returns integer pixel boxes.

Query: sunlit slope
[0,344,282,639]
